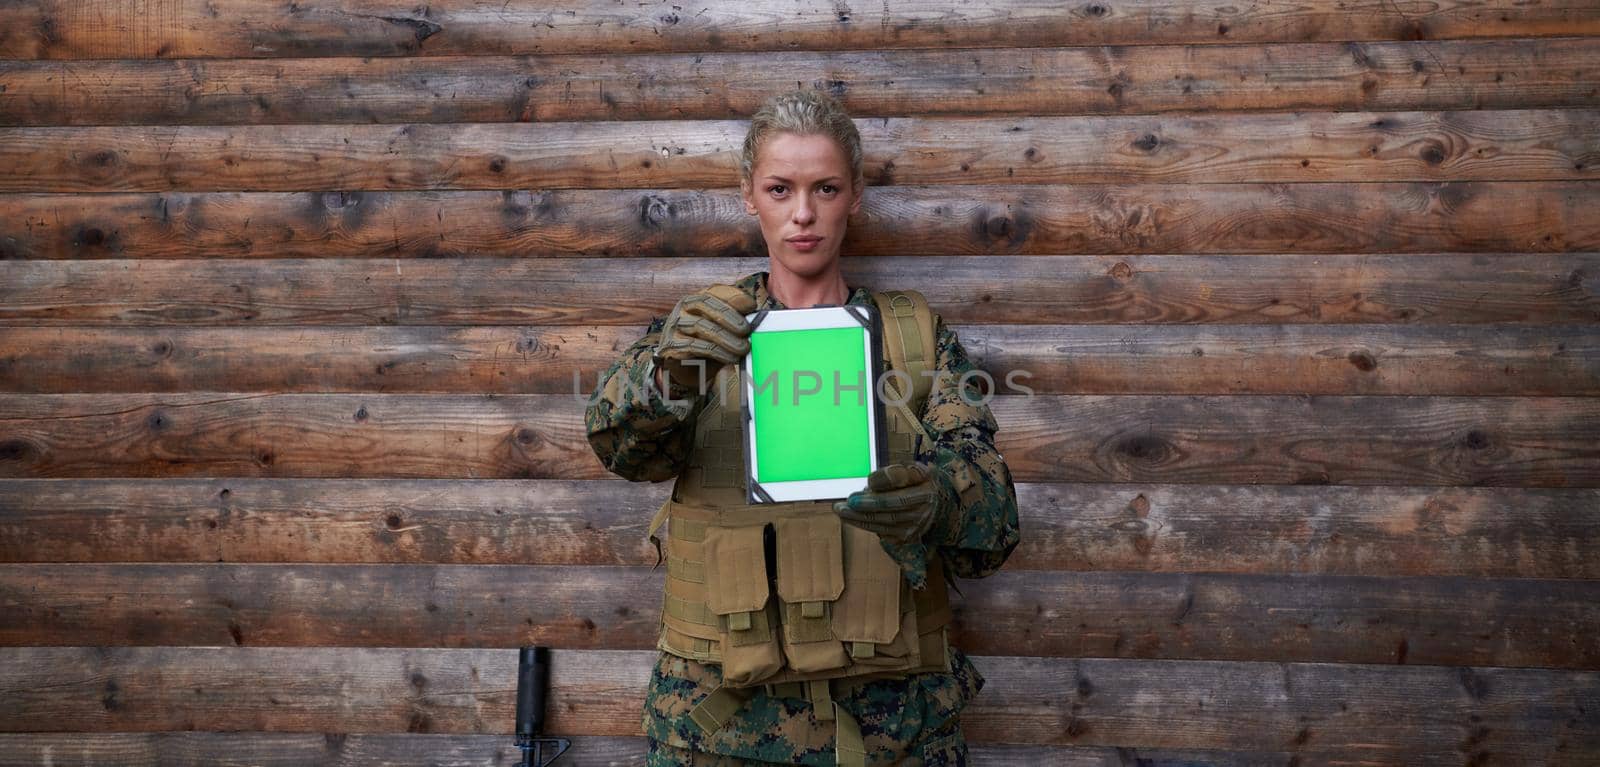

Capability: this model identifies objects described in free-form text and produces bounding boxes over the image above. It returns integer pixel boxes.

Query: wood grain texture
[0,734,1554,767]
[1,323,1593,396]
[1,110,1594,192]
[4,479,1598,579]
[4,563,1597,669]
[2,393,1596,486]
[3,255,1595,327]
[2,182,1596,260]
[5,0,1597,59]
[995,394,1600,487]
[3,39,1598,125]
[0,648,1594,758]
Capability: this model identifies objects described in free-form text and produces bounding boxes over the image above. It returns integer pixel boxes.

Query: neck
[768,265,849,308]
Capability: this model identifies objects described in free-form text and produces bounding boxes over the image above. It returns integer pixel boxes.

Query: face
[741,131,863,279]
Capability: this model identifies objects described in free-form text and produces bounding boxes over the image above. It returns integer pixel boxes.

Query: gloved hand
[832,462,957,544]
[652,285,758,393]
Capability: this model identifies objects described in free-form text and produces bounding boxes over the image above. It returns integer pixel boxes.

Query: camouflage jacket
[584,271,1021,764]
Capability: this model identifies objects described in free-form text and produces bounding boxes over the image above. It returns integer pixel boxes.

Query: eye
[819,184,838,195]
[767,184,787,196]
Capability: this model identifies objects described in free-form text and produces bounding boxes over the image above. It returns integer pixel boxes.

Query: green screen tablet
[742,305,884,503]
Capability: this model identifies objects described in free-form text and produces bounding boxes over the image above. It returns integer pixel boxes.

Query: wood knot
[321,191,362,210]
[1462,430,1491,450]
[638,195,672,229]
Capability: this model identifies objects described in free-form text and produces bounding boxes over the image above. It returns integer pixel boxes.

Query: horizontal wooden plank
[4,564,1597,669]
[2,323,1593,396]
[3,255,1595,327]
[0,733,1564,767]
[5,0,1597,59]
[3,182,1597,259]
[1010,484,1600,578]
[4,479,1598,579]
[0,478,663,567]
[2,393,1596,486]
[1,648,1594,757]
[0,736,1538,767]
[2,110,1595,192]
[996,394,1600,486]
[3,39,1598,125]
[968,323,1600,396]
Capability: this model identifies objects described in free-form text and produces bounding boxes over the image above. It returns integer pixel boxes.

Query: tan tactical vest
[644,289,951,765]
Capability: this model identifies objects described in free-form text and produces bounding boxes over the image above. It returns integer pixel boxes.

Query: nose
[792,192,816,225]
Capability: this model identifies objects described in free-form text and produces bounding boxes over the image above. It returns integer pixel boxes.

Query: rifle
[515,646,572,767]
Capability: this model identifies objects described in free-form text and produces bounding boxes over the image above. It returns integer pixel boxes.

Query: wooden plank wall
[2,1,1599,764]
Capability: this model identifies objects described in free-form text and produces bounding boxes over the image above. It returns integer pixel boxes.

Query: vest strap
[646,500,672,568]
[688,680,867,767]
[663,593,717,626]
[688,685,755,734]
[872,290,936,415]
[667,553,705,583]
[833,703,867,767]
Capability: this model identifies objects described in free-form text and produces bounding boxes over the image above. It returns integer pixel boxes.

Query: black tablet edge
[747,309,769,332]
[864,302,889,474]
[844,304,871,329]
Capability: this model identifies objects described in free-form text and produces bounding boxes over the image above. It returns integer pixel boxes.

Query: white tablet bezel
[742,305,882,503]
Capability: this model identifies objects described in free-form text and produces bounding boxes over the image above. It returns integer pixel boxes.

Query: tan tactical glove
[652,285,758,394]
[832,462,958,544]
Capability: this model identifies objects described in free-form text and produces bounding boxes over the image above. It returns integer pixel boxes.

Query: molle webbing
[683,367,745,490]
[871,290,936,420]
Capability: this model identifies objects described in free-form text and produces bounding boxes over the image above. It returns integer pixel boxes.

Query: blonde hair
[740,89,864,193]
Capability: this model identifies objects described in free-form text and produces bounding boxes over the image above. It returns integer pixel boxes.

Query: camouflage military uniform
[585,271,1020,765]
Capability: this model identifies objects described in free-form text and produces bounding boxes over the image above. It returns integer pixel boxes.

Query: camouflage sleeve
[882,316,1021,588]
[584,316,699,482]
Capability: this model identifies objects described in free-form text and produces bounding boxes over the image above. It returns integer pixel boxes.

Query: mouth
[785,235,825,252]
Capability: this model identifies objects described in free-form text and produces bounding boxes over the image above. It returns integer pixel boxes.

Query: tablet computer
[742,304,885,503]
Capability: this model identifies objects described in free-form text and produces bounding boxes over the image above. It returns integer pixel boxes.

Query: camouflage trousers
[645,718,968,766]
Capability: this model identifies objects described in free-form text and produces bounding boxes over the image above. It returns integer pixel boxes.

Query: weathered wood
[967,323,1600,396]
[3,255,1595,327]
[995,394,1600,487]
[6,0,1597,59]
[2,323,1593,396]
[3,39,1598,125]
[1008,484,1600,578]
[2,393,1596,486]
[3,479,1598,579]
[1,648,1595,758]
[0,733,1558,767]
[4,563,1597,669]
[0,478,665,567]
[1,738,1576,767]
[3,183,1597,259]
[2,110,1595,192]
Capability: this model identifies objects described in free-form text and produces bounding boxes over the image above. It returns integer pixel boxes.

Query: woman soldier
[585,89,1019,766]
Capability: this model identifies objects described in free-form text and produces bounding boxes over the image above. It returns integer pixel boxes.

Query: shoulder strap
[871,289,937,416]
